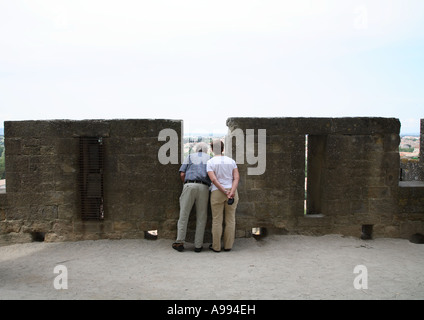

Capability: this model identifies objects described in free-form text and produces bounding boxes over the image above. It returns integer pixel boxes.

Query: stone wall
[398,181,424,237]
[397,118,424,237]
[0,119,182,243]
[400,158,423,181]
[400,120,423,182]
[226,117,404,238]
[421,119,424,162]
[1,117,423,244]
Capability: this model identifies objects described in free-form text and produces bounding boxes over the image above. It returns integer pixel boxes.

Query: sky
[0,0,423,135]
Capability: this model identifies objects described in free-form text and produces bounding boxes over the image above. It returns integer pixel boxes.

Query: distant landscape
[399,135,420,159]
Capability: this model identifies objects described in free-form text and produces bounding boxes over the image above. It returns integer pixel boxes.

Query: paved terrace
[0,234,423,300]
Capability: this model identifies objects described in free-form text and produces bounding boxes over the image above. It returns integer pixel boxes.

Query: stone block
[383,133,400,152]
[5,206,30,220]
[236,202,255,218]
[30,205,58,220]
[298,214,332,227]
[330,117,400,135]
[23,220,53,234]
[0,220,23,233]
[399,220,424,238]
[5,155,29,174]
[350,200,369,214]
[56,138,79,155]
[73,221,113,234]
[52,220,74,236]
[324,200,350,216]
[58,204,77,220]
[113,221,137,232]
[109,119,181,138]
[368,199,397,215]
[0,232,32,245]
[0,193,8,208]
[332,225,361,237]
[382,225,400,238]
[4,138,22,155]
[364,187,391,199]
[138,221,160,232]
[352,212,380,225]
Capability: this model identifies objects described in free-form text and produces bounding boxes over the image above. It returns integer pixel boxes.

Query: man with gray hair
[172,142,211,252]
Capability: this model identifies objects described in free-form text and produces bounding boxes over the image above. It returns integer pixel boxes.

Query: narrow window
[305,135,327,215]
[79,137,104,220]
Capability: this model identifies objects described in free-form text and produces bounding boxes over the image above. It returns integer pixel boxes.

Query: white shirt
[206,156,237,192]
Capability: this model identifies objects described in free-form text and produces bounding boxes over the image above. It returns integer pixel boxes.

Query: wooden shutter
[79,137,104,220]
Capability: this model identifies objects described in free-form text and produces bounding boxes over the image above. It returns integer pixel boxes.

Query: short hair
[210,139,224,154]
[195,142,209,153]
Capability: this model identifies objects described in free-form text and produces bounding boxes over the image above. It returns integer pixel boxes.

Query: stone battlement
[0,117,423,244]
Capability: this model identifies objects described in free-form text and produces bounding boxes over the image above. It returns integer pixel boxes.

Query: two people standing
[172,139,239,253]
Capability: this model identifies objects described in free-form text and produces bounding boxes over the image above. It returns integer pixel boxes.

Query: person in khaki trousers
[207,139,240,252]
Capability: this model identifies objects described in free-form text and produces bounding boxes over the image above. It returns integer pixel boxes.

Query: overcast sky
[1,0,423,135]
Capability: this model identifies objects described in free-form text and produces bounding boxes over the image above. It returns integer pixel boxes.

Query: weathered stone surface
[398,181,424,213]
[226,117,419,239]
[421,119,424,161]
[1,119,182,243]
[0,117,422,243]
[227,117,400,135]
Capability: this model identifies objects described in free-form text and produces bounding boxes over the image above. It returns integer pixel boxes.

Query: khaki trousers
[176,183,210,248]
[210,189,239,251]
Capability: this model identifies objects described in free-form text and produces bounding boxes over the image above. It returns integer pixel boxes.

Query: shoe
[172,242,184,252]
[224,248,231,252]
[194,247,203,253]
[209,244,220,253]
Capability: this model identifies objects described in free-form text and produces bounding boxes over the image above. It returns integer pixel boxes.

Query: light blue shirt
[179,152,211,186]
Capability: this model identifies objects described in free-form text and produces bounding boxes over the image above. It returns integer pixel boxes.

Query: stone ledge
[399,181,424,187]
